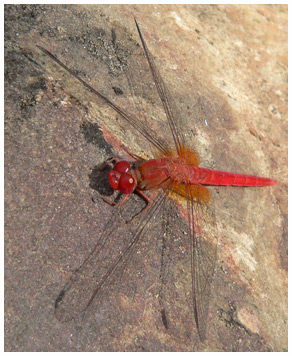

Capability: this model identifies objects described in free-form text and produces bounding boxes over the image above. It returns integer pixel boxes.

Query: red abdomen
[187,167,277,187]
[136,158,277,190]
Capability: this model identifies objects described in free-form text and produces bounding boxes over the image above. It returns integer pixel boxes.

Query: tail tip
[269,179,278,185]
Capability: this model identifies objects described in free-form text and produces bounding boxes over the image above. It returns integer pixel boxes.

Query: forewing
[37,22,189,159]
[37,45,169,157]
[134,20,186,157]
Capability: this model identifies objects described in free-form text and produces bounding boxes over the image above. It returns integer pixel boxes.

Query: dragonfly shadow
[89,164,114,197]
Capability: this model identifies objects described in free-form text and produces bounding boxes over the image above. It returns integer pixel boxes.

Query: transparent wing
[37,22,188,159]
[54,189,168,322]
[134,19,185,157]
[157,184,218,340]
[188,190,218,340]
[37,45,170,156]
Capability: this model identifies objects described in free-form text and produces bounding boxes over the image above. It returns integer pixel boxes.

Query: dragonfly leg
[126,188,153,222]
[101,193,130,207]
[120,144,145,162]
[100,189,152,223]
[99,156,121,170]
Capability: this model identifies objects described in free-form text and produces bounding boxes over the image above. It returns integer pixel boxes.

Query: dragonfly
[37,19,277,341]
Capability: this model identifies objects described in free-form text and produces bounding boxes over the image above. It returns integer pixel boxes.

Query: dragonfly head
[108,161,137,194]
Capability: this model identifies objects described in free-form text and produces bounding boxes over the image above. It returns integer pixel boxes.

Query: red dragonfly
[38,19,277,340]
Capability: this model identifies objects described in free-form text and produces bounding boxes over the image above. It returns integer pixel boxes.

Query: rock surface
[5,4,287,351]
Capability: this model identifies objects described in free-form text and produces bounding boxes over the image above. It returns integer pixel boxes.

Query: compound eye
[108,170,121,190]
[113,161,130,174]
[118,173,136,194]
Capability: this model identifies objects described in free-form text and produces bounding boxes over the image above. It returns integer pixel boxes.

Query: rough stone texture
[5,4,287,351]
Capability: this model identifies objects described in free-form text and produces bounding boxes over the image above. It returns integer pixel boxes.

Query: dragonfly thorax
[108,160,137,194]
